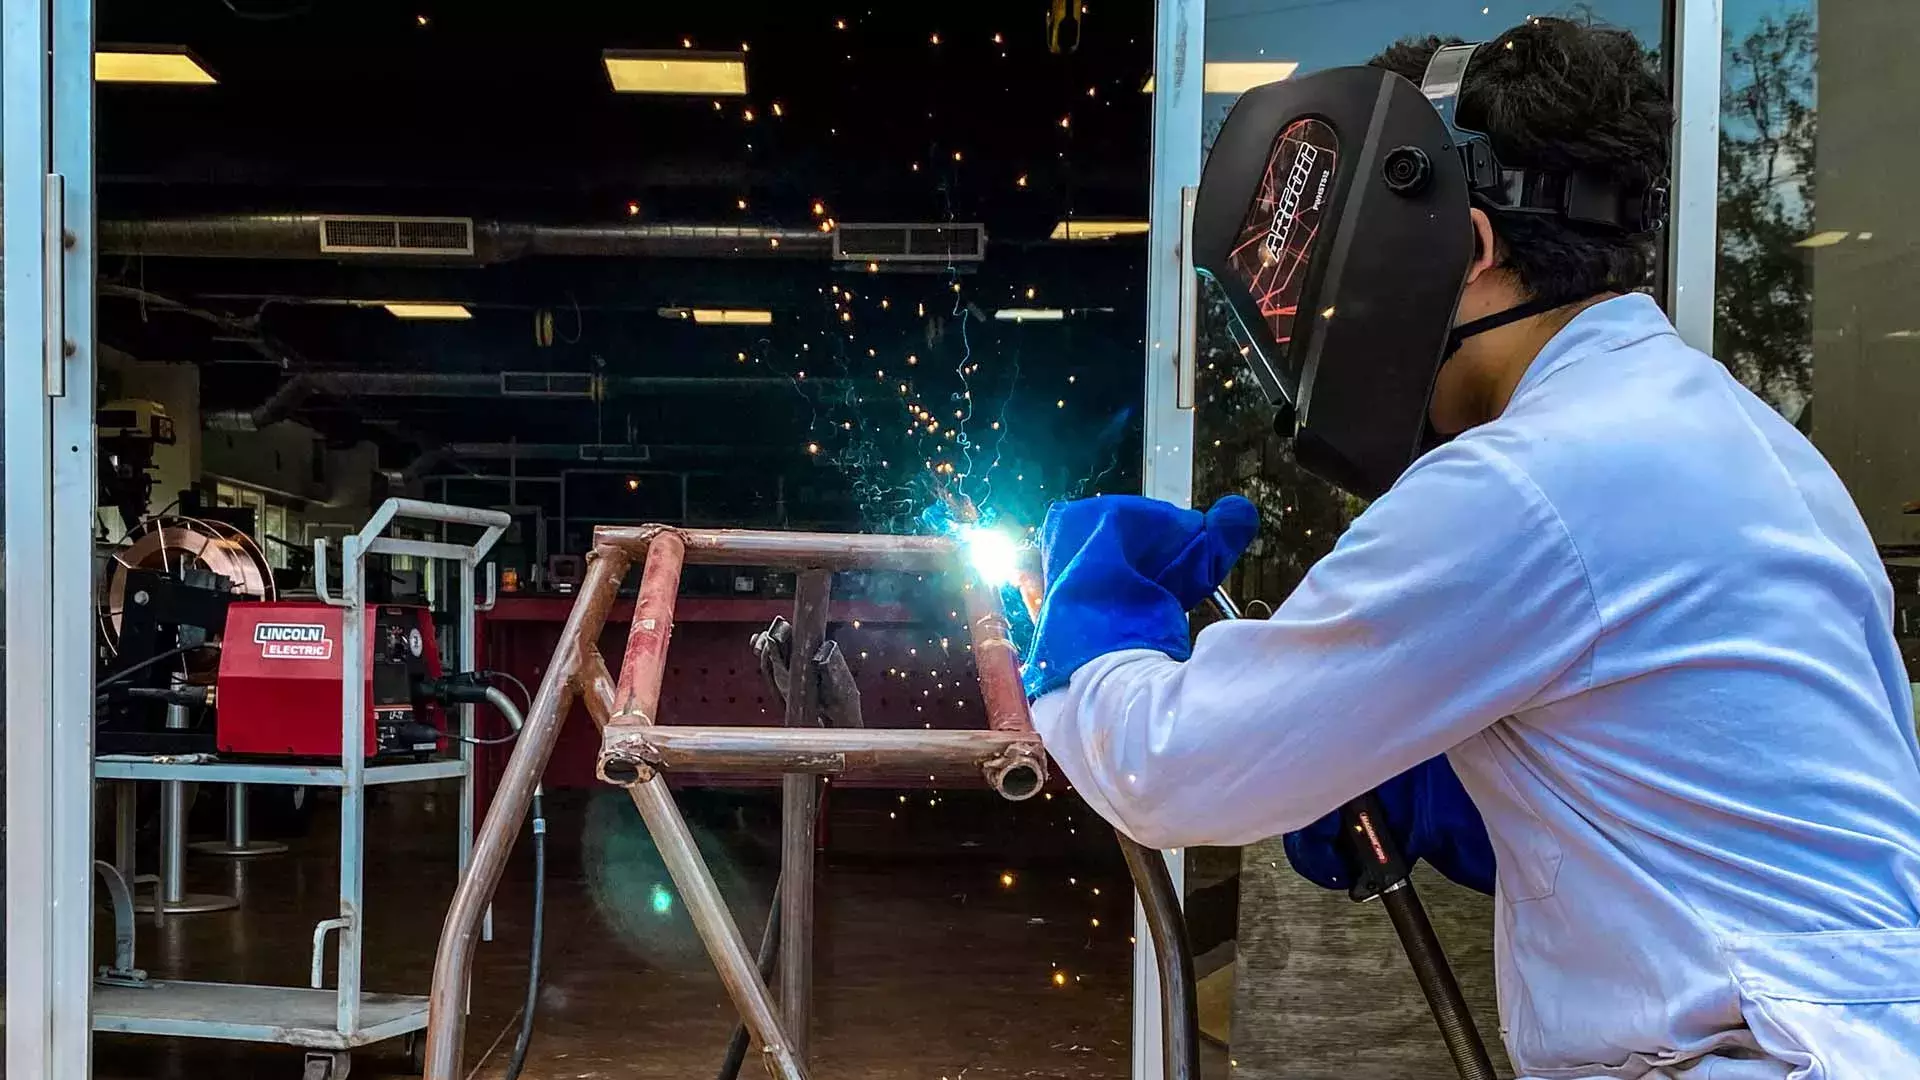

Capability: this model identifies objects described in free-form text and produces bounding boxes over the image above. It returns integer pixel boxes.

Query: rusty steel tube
[585,667,809,1079]
[594,523,956,572]
[606,727,1045,778]
[606,529,687,738]
[423,546,631,1080]
[961,582,1033,734]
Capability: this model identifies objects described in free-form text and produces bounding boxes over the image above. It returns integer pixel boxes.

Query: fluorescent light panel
[995,308,1066,322]
[1050,220,1150,241]
[1794,230,1848,248]
[691,308,773,326]
[97,47,217,85]
[604,50,748,95]
[1142,61,1299,94]
[383,303,472,320]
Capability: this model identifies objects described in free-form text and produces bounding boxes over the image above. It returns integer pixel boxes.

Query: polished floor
[92,783,1226,1079]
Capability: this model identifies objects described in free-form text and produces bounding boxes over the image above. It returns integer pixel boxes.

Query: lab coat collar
[1510,292,1679,404]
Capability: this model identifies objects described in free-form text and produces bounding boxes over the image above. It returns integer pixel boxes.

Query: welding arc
[1208,588,1495,1080]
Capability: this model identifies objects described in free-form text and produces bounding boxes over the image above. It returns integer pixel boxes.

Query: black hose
[715,874,785,1080]
[1382,885,1497,1080]
[96,642,203,691]
[1117,834,1202,1080]
[504,792,546,1080]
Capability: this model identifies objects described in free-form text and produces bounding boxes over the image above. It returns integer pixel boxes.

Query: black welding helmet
[1192,44,1667,499]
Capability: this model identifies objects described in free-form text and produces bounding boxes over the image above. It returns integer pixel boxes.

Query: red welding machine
[216,601,446,758]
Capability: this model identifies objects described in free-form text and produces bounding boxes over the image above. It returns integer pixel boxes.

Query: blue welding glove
[1023,494,1259,700]
[1283,754,1496,897]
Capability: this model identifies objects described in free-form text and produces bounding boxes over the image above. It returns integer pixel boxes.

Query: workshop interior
[3,0,1916,1078]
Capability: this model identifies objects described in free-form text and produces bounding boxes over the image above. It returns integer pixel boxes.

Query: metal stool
[189,782,288,857]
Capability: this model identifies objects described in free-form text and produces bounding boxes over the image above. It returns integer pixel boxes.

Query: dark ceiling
[97,0,1158,532]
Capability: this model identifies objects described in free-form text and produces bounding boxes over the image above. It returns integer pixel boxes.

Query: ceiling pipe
[206,370,842,431]
[386,441,795,488]
[99,215,832,262]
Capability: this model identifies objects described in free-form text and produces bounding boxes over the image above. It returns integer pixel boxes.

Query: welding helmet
[1192,44,1668,499]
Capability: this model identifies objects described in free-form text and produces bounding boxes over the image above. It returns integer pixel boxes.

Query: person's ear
[1464,207,1499,286]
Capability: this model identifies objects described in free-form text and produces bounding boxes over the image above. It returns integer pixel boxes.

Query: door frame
[5,0,98,1075]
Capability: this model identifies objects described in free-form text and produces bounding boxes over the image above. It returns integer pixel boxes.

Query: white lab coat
[1034,294,1920,1078]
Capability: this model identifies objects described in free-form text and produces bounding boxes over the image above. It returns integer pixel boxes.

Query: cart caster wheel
[302,1050,351,1080]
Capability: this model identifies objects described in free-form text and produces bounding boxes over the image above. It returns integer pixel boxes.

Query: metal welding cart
[90,499,509,1080]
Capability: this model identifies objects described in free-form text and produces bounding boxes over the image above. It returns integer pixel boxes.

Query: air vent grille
[319,215,475,256]
[578,444,651,463]
[501,372,596,399]
[833,222,986,264]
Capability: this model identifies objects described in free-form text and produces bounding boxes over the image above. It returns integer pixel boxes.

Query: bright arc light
[962,525,1023,588]
[382,303,472,320]
[649,883,674,915]
[96,47,218,85]
[603,50,748,95]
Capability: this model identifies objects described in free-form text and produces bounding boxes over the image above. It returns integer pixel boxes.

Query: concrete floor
[93,783,1228,1079]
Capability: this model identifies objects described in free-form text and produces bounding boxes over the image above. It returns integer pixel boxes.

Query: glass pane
[1193,4,1666,1075]
[1714,0,1918,686]
[94,3,1153,1074]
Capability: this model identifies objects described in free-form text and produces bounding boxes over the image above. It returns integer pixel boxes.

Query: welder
[1025,18,1920,1078]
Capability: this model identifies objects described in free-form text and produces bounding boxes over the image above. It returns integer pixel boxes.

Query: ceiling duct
[205,371,844,431]
[100,215,834,262]
[319,215,475,256]
[501,371,596,399]
[832,222,987,265]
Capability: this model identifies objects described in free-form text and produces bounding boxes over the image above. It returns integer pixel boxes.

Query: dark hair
[1371,19,1671,305]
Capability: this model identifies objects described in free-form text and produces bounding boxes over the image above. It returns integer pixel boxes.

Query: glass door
[1175,3,1668,1077]
[6,0,100,1075]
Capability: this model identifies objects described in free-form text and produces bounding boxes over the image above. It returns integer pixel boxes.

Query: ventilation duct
[204,371,846,430]
[100,215,838,261]
[832,222,987,265]
[319,215,475,256]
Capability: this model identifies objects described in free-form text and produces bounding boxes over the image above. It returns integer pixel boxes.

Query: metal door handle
[43,173,69,397]
[1175,184,1199,410]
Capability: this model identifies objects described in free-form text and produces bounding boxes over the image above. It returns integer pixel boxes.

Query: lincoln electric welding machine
[216,602,447,758]
[1192,46,1666,500]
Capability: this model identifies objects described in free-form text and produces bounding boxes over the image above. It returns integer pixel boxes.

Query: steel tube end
[984,743,1048,801]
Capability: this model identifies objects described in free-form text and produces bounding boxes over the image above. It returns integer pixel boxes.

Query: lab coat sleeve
[1030,439,1602,849]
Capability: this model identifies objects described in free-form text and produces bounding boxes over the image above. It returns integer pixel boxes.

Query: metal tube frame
[425,525,1052,1080]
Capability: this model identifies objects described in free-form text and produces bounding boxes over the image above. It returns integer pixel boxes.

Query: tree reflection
[1715,10,1817,423]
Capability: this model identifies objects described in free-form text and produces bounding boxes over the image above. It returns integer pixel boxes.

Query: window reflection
[1715,1,1919,668]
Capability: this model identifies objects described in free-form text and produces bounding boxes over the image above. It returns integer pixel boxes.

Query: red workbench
[473,592,991,808]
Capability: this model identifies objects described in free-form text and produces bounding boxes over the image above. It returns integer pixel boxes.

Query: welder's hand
[1022,494,1258,700]
[1282,755,1496,896]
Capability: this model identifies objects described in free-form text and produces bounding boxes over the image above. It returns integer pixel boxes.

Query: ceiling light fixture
[96,46,218,85]
[1142,60,1299,94]
[1049,220,1149,241]
[659,308,774,326]
[994,308,1067,322]
[382,303,472,320]
[603,49,748,95]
